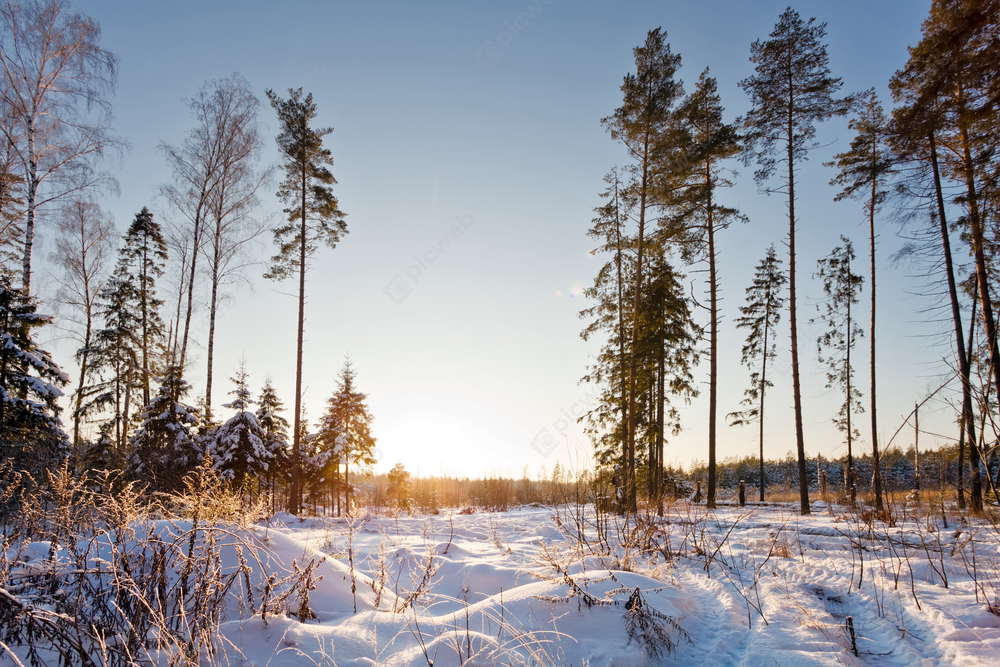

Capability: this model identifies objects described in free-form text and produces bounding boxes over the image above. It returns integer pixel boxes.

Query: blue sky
[36,0,952,478]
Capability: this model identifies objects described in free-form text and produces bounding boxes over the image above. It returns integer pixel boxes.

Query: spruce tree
[827,90,895,510]
[729,245,786,501]
[84,273,140,463]
[580,168,635,479]
[118,207,167,409]
[0,273,69,476]
[208,359,270,488]
[317,357,376,516]
[264,88,347,515]
[812,237,865,500]
[256,376,289,508]
[739,8,854,514]
[128,365,200,492]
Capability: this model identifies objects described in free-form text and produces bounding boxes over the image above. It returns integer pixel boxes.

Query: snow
[3,501,1000,666]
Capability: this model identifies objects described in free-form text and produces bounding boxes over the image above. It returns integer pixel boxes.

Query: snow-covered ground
[4,501,1000,666]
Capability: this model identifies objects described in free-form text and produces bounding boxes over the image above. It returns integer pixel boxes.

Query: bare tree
[0,0,122,295]
[159,73,260,371]
[200,102,272,419]
[49,199,114,454]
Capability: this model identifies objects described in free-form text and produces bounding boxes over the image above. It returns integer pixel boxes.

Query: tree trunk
[788,108,810,515]
[929,133,970,510]
[869,156,883,512]
[707,160,718,510]
[624,135,651,514]
[759,308,769,503]
[205,241,221,421]
[290,167,308,515]
[179,197,206,369]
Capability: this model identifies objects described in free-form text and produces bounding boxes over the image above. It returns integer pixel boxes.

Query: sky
[30,0,957,479]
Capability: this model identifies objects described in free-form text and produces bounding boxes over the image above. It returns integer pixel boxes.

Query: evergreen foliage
[264,87,347,515]
[207,360,271,487]
[0,273,69,475]
[128,364,201,492]
[739,7,855,515]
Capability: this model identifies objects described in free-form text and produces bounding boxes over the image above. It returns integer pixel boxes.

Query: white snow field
[3,501,1000,666]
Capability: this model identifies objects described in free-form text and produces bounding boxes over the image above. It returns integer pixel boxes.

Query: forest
[2,0,1000,665]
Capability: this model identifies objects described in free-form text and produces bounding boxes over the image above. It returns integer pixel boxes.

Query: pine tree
[739,8,854,514]
[208,359,270,488]
[889,0,1000,514]
[812,238,865,499]
[601,28,683,512]
[827,90,895,510]
[317,357,376,516]
[669,69,744,508]
[264,88,348,515]
[128,365,200,492]
[729,245,786,501]
[0,273,69,476]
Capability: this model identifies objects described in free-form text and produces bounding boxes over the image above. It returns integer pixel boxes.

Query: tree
[317,357,376,516]
[0,114,23,272]
[889,0,1000,514]
[207,359,271,488]
[197,75,271,418]
[827,90,895,510]
[739,8,854,514]
[580,168,635,480]
[387,462,411,514]
[117,207,167,409]
[49,199,114,455]
[84,272,140,463]
[669,69,744,508]
[601,28,683,512]
[812,237,865,500]
[264,87,348,515]
[0,0,121,295]
[128,364,200,492]
[0,272,68,475]
[256,376,289,509]
[729,245,786,501]
[160,74,263,370]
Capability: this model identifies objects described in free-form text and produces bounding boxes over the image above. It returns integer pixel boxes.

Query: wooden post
[914,401,921,497]
[739,480,746,506]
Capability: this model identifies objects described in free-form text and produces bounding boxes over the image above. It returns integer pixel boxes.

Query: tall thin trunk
[656,343,665,513]
[140,241,150,408]
[957,88,1000,514]
[707,159,719,510]
[788,102,810,515]
[625,134,651,514]
[759,308,768,502]
[290,163,308,515]
[846,263,853,485]
[967,283,983,512]
[869,150,883,511]
[929,132,970,509]
[179,197,206,369]
[205,240,221,420]
[914,402,920,492]
[21,113,37,295]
